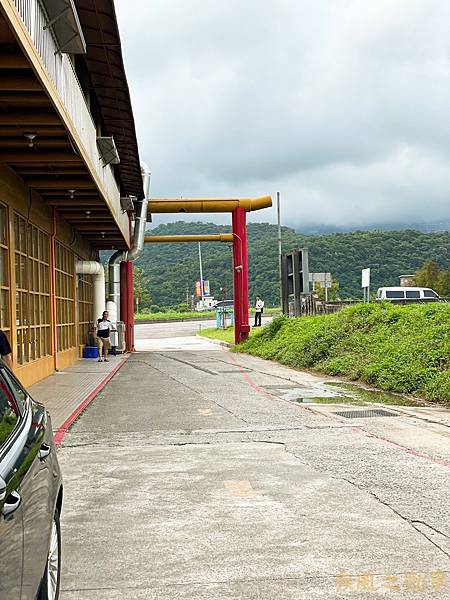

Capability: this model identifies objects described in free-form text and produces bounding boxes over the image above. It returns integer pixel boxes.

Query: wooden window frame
[13,214,51,366]
[0,204,10,335]
[55,242,76,352]
[77,272,93,346]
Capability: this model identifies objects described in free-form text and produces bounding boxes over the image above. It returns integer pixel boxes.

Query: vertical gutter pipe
[50,207,58,370]
[75,261,106,323]
[108,162,151,320]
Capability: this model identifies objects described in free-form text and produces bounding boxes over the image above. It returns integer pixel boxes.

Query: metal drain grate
[333,408,398,419]
[218,369,251,374]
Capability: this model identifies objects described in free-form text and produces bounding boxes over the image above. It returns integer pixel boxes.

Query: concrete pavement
[134,316,272,342]
[29,354,128,432]
[58,323,450,599]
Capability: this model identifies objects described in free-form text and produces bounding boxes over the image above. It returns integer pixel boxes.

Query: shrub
[176,303,189,313]
[238,303,450,402]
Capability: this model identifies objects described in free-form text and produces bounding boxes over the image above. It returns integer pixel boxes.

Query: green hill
[136,222,450,307]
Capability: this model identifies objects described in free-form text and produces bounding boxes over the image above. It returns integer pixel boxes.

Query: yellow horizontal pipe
[147,195,272,214]
[144,234,234,243]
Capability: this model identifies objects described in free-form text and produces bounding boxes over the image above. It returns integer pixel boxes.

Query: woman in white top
[96,311,113,362]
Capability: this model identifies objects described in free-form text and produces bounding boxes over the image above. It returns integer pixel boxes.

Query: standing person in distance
[254,295,264,327]
[0,329,13,370]
[96,310,113,362]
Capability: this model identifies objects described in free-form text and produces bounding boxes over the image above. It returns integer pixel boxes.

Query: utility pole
[198,242,204,304]
[277,191,282,310]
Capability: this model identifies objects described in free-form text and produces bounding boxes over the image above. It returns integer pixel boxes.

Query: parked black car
[0,362,62,600]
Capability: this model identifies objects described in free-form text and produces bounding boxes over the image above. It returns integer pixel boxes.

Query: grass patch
[199,326,235,343]
[236,303,450,403]
[200,324,263,344]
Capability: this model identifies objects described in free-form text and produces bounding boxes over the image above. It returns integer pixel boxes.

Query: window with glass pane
[55,242,75,352]
[0,204,10,334]
[14,214,51,365]
[78,273,93,346]
[0,372,18,447]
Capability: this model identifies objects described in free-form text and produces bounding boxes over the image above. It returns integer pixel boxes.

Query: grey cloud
[116,0,450,230]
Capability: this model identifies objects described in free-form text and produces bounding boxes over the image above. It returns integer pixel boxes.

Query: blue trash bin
[83,346,99,359]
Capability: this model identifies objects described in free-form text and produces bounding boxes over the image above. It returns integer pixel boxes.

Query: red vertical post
[232,208,249,345]
[50,208,58,370]
[126,261,134,351]
[120,262,127,324]
[120,261,134,351]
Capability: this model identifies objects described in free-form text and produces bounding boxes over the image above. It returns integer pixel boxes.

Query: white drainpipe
[108,162,151,319]
[75,261,105,323]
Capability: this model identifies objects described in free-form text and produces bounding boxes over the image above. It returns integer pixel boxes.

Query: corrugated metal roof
[75,0,144,200]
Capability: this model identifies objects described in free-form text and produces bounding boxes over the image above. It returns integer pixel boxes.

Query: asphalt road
[134,316,273,340]
[58,323,450,599]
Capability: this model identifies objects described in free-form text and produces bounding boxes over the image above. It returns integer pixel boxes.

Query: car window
[386,291,405,298]
[406,291,420,298]
[4,371,27,406]
[0,373,19,447]
[424,290,438,298]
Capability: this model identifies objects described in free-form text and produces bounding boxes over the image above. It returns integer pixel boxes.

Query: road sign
[310,272,332,289]
[281,248,310,316]
[361,268,371,289]
[361,268,371,303]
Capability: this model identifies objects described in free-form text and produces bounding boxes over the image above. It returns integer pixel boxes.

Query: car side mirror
[0,476,6,502]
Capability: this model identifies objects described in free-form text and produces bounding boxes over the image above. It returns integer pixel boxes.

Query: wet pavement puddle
[262,381,428,407]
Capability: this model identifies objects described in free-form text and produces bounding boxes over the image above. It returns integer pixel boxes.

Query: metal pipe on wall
[108,162,151,320]
[50,207,58,370]
[75,261,105,323]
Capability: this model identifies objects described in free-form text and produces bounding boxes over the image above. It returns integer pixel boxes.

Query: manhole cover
[264,385,301,390]
[333,408,398,419]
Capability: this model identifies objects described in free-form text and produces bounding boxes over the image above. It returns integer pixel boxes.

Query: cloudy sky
[115,0,450,231]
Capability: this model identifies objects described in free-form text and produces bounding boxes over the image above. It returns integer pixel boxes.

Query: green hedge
[237,303,450,402]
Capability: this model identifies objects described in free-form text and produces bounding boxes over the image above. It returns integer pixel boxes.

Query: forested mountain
[135,222,450,307]
[298,220,450,235]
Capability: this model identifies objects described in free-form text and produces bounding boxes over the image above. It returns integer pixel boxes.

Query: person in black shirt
[0,330,12,370]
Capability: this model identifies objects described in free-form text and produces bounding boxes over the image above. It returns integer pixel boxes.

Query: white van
[376,287,440,302]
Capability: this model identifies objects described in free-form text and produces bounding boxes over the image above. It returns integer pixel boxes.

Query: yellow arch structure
[148,195,272,214]
[144,234,234,244]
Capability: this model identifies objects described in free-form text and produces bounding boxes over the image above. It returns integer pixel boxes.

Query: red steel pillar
[119,214,136,352]
[232,208,250,345]
[126,261,134,351]
[120,262,127,325]
[120,261,135,352]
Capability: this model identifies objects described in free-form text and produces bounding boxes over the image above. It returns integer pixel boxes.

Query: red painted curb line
[54,355,130,447]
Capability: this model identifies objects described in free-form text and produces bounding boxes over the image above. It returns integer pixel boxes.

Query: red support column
[120,262,127,325]
[120,261,135,352]
[126,261,134,351]
[232,208,250,345]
